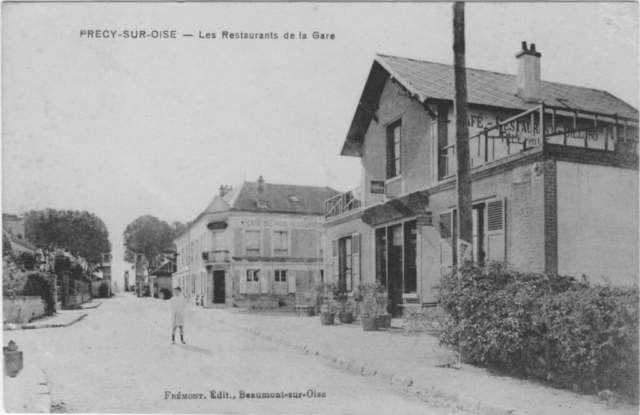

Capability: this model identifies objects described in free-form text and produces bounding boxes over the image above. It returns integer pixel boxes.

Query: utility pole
[453,1,473,364]
[453,2,473,267]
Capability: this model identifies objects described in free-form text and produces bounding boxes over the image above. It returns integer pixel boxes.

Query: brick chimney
[516,41,542,103]
[219,185,232,197]
[257,175,265,192]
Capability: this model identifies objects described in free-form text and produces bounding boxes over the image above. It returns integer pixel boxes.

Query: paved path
[4,294,464,414]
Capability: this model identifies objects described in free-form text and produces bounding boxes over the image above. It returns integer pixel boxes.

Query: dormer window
[256,200,268,209]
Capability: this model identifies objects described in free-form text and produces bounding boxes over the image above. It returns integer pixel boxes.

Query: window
[247,269,260,282]
[247,269,260,294]
[245,231,260,257]
[387,120,402,179]
[274,270,287,282]
[439,198,505,272]
[274,270,288,295]
[273,231,289,256]
[289,195,299,202]
[337,235,360,292]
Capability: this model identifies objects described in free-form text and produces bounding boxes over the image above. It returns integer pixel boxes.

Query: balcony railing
[325,187,362,219]
[202,250,230,263]
[440,104,638,179]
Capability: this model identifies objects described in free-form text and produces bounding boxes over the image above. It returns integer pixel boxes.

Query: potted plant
[313,283,337,325]
[354,284,378,331]
[333,284,354,323]
[374,285,392,329]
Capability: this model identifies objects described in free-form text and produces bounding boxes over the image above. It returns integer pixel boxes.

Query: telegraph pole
[453,2,473,267]
[453,1,473,364]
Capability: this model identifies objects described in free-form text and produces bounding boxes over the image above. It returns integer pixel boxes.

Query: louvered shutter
[239,270,247,294]
[485,198,506,262]
[352,234,360,289]
[261,269,270,293]
[332,239,339,282]
[288,270,296,293]
[439,210,456,275]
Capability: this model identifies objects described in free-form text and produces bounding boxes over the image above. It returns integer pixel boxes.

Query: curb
[80,301,103,310]
[22,313,87,330]
[219,317,527,415]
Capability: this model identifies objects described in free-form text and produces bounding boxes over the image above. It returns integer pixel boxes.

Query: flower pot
[361,316,378,331]
[376,314,392,329]
[338,312,354,324]
[320,313,335,325]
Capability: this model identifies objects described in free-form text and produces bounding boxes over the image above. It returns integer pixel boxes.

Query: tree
[24,209,111,268]
[172,221,189,236]
[123,215,180,269]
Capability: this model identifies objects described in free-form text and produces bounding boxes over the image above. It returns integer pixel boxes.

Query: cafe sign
[207,221,228,230]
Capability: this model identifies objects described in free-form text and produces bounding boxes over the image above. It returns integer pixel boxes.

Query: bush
[437,262,639,401]
[23,272,56,315]
[160,288,172,300]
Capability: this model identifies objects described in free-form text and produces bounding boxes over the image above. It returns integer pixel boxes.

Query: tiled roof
[230,181,339,215]
[377,54,638,118]
[174,181,339,241]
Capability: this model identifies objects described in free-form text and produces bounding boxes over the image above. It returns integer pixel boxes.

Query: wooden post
[453,1,473,365]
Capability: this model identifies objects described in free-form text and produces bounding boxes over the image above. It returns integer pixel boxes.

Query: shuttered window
[485,198,506,262]
[247,269,260,294]
[352,234,361,288]
[440,198,506,270]
[439,209,457,275]
[245,231,260,257]
[273,231,289,256]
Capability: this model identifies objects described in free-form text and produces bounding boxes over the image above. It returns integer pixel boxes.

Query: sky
[2,2,638,288]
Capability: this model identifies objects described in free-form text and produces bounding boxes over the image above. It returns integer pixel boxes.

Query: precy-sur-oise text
[79,30,335,40]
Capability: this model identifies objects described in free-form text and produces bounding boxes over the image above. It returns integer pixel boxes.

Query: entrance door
[213,271,225,304]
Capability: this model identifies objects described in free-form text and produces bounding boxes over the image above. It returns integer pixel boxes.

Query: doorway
[375,220,418,317]
[213,270,225,304]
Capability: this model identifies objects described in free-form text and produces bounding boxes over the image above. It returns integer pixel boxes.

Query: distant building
[2,214,37,254]
[173,177,338,308]
[149,260,176,298]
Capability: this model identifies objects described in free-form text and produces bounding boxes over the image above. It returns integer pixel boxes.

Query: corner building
[324,43,639,316]
[173,177,338,308]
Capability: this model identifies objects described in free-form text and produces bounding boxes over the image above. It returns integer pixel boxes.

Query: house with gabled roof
[173,176,338,308]
[149,259,176,298]
[325,42,638,316]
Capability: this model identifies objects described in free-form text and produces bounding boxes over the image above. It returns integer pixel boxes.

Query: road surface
[6,294,465,414]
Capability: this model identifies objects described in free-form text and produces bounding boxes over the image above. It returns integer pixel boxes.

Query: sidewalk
[3,354,51,413]
[11,309,87,330]
[210,308,637,415]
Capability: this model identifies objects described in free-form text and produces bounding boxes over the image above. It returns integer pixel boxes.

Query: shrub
[23,272,56,315]
[437,262,639,401]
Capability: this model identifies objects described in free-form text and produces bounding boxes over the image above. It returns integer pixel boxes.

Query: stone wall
[3,296,45,324]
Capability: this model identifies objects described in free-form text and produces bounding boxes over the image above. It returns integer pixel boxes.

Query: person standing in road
[171,287,186,344]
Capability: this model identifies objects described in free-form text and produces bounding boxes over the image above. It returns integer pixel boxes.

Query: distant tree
[24,209,111,268]
[123,215,179,269]
[172,221,189,236]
